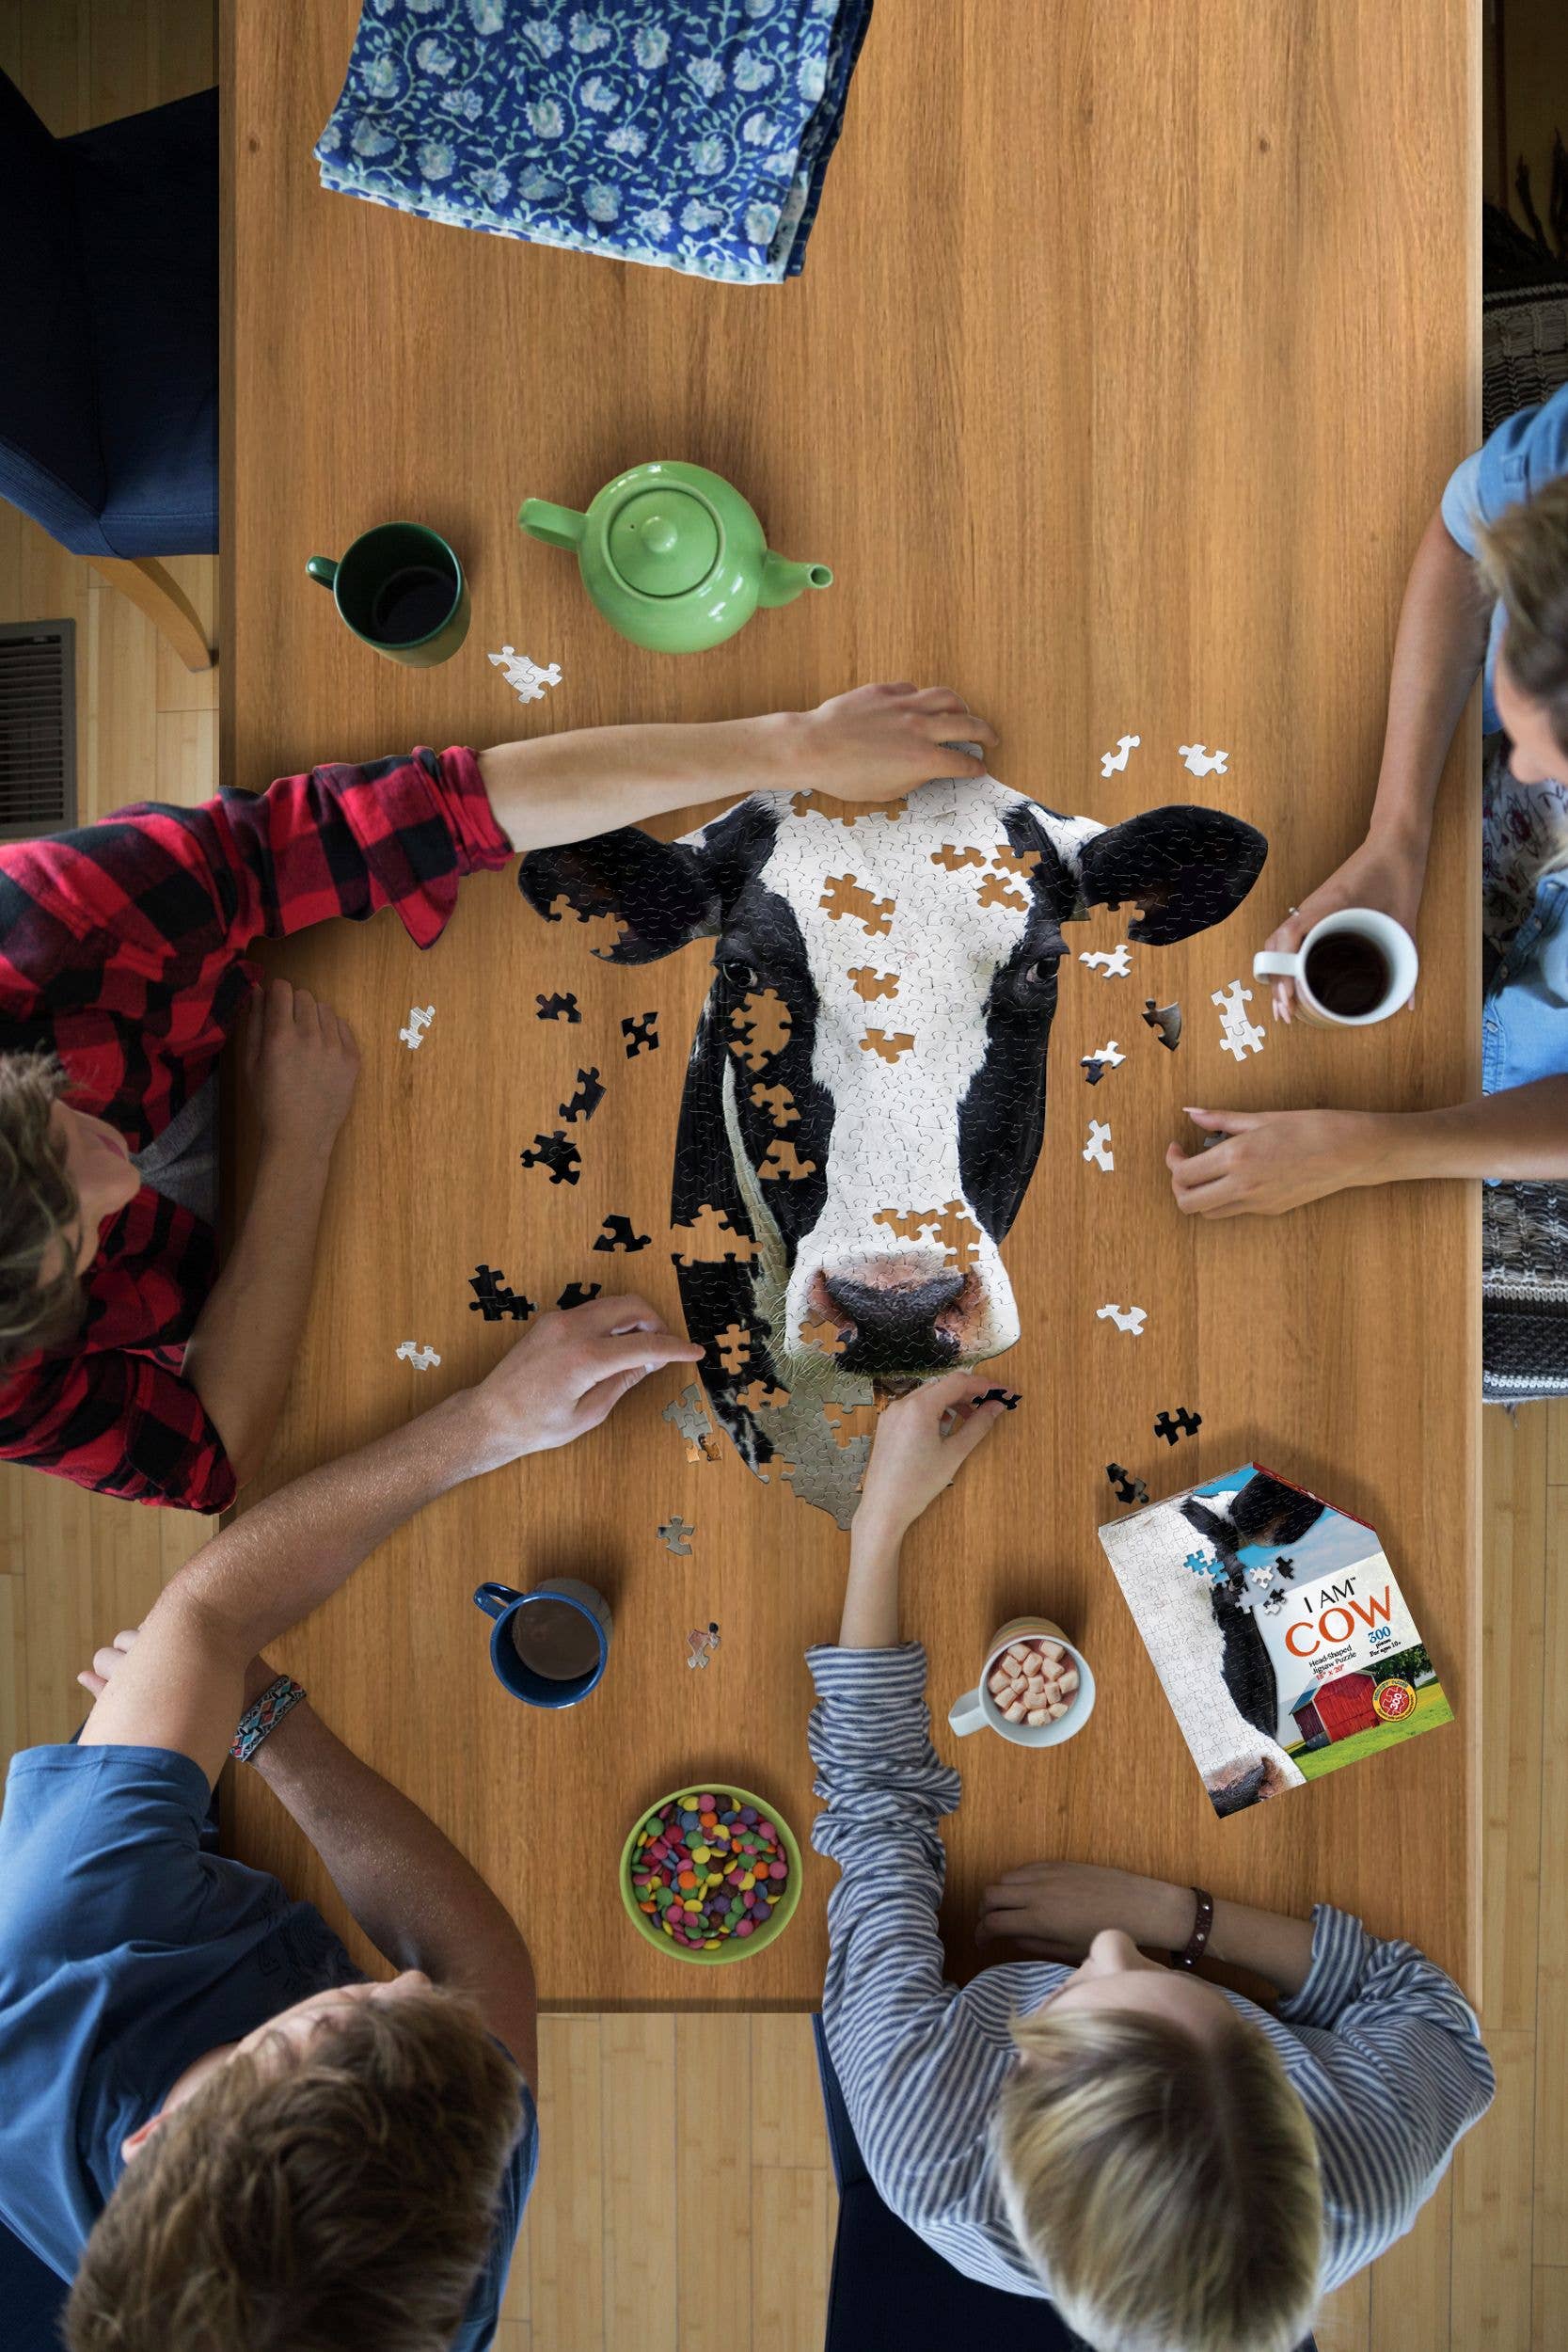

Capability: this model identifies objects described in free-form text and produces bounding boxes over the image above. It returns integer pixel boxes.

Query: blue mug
[472,1577,612,1708]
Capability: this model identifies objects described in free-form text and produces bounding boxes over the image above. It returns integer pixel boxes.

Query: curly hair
[0,1052,87,1367]
[1476,473,1568,766]
[997,2001,1323,2352]
[65,1983,527,2352]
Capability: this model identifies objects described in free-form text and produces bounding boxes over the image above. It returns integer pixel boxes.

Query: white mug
[947,1616,1096,1749]
[1253,908,1418,1026]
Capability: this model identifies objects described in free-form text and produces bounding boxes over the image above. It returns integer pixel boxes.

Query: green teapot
[518,461,832,654]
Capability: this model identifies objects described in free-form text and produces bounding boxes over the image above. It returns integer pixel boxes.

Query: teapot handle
[518,498,587,550]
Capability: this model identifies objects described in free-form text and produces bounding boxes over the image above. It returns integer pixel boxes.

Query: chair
[0,70,216,671]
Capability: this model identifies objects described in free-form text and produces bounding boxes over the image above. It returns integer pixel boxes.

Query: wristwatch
[230,1674,307,1764]
[1171,1884,1215,1970]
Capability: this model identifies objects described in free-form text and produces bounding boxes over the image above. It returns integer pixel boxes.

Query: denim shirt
[1442,383,1568,1095]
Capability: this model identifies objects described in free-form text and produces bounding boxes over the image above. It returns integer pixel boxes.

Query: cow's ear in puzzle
[518,827,721,964]
[1076,804,1268,946]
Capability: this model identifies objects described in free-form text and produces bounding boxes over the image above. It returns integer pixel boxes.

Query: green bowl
[619,1782,803,1966]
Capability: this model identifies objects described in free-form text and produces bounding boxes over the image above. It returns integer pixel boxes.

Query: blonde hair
[1476,475,1568,771]
[65,1985,525,2352]
[0,1051,87,1367]
[997,2002,1323,2352]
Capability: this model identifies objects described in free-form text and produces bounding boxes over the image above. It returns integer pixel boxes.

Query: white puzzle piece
[1179,743,1229,777]
[1212,979,1265,1061]
[1083,1119,1114,1172]
[1100,732,1140,777]
[488,645,562,704]
[1097,1302,1147,1334]
[1079,945,1132,977]
[395,1340,441,1370]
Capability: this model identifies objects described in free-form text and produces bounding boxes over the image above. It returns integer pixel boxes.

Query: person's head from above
[64,1973,526,2352]
[998,1931,1323,2352]
[0,1054,140,1372]
[1478,475,1568,787]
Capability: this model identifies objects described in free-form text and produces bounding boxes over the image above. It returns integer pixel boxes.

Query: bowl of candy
[619,1783,802,1963]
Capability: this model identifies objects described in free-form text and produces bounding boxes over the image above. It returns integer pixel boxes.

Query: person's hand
[781,683,1000,803]
[464,1293,703,1465]
[76,1625,139,1698]
[855,1369,1012,1540]
[245,978,360,1152]
[1259,831,1426,1023]
[1167,1105,1401,1217]
[975,1862,1191,1960]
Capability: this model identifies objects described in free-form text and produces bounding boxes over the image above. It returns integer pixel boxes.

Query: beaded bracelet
[230,1674,307,1764]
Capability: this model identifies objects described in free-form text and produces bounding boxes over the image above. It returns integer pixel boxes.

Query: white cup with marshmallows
[947,1617,1096,1749]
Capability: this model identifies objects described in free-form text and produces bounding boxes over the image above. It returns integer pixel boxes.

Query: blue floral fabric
[315,0,875,282]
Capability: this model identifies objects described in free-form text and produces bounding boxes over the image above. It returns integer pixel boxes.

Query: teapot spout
[757,551,833,609]
[519,497,588,551]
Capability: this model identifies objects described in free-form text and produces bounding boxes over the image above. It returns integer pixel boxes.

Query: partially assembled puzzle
[515,741,1267,1524]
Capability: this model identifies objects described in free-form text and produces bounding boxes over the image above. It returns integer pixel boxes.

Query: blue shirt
[808,1645,1495,2301]
[1440,378,1568,736]
[0,1742,537,2346]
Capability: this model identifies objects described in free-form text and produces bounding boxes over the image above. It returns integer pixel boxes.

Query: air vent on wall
[0,620,76,841]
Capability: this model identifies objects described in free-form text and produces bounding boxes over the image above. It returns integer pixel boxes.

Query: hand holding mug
[467,1293,703,1465]
[1259,832,1425,1023]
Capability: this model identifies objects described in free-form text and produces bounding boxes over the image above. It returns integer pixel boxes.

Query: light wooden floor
[0,3,1562,2346]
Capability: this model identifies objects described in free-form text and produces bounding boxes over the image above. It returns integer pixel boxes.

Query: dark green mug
[306,521,469,665]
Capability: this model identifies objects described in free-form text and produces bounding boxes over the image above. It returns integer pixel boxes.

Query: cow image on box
[519,754,1266,1525]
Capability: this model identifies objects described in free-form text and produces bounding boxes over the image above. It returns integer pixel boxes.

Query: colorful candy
[629,1791,792,1950]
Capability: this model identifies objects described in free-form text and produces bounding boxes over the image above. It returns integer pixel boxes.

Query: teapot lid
[606,487,720,597]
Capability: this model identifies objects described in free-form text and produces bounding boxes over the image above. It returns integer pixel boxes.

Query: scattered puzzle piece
[558,1068,605,1125]
[468,1264,534,1322]
[737,1376,790,1413]
[1179,743,1229,777]
[1143,996,1183,1050]
[519,1129,581,1185]
[487,645,562,703]
[751,1081,799,1125]
[1212,979,1265,1061]
[1081,1040,1126,1084]
[536,992,580,1023]
[686,1621,721,1669]
[657,1514,695,1556]
[1101,732,1140,776]
[1079,946,1132,977]
[715,1323,752,1374]
[930,843,988,871]
[1185,1548,1220,1577]
[760,1137,816,1181]
[977,871,1030,914]
[1106,1462,1149,1505]
[1153,1406,1203,1445]
[670,1203,759,1265]
[848,967,899,1002]
[395,1340,440,1370]
[789,788,905,824]
[399,1004,435,1050]
[1097,1302,1147,1335]
[621,1010,659,1057]
[594,1215,651,1253]
[729,988,792,1070]
[800,1314,849,1357]
[860,1028,916,1063]
[556,1281,601,1310]
[974,1387,1021,1409]
[819,874,895,934]
[1083,1119,1114,1172]
[663,1382,721,1460]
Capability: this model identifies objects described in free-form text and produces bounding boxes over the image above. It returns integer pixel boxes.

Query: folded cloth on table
[314,0,875,284]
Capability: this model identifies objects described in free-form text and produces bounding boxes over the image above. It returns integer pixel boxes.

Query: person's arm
[1168,1075,1568,1218]
[181,979,359,1486]
[1259,504,1491,1017]
[476,682,998,851]
[976,1861,1315,1997]
[77,1294,702,1781]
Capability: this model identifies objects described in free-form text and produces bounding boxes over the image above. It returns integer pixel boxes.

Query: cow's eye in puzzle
[718,957,759,989]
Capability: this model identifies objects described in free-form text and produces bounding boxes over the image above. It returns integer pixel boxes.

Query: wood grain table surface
[222,0,1481,2010]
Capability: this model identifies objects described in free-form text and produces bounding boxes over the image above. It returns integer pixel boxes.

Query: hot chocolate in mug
[947,1616,1096,1749]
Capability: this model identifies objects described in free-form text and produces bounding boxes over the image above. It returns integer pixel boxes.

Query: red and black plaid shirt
[0,747,511,1509]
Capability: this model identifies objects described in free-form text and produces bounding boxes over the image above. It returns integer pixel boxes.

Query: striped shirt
[807,1643,1494,2300]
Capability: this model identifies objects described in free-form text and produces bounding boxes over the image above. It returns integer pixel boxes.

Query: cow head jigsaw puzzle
[519,758,1267,1526]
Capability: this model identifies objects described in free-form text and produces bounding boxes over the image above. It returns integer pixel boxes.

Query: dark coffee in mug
[1303,931,1389,1018]
[371,563,457,645]
[510,1597,603,1682]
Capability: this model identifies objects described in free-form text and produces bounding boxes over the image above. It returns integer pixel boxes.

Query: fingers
[564,1290,666,1334]
[76,1671,106,1695]
[572,1362,657,1430]
[1182,1105,1255,1135]
[578,1331,705,1384]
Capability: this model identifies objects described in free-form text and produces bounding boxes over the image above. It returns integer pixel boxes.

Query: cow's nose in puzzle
[817,1264,969,1375]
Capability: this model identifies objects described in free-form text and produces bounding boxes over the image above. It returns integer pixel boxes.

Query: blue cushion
[64,89,217,555]
[0,2219,68,2352]
[0,72,105,545]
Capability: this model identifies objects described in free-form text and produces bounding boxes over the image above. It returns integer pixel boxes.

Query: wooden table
[223,0,1481,2008]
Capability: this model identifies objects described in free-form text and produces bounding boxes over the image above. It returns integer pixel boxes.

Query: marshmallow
[1003,1700,1027,1723]
[1025,1708,1049,1727]
[1046,1701,1069,1721]
[989,1670,1012,1696]
[1057,1667,1080,1695]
